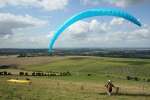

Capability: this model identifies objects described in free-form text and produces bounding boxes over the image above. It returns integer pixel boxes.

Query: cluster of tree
[0,48,48,56]
[126,76,140,81]
[126,76,150,82]
[19,72,29,76]
[0,71,12,75]
[19,71,71,76]
[0,64,17,69]
[17,53,48,57]
[52,48,150,59]
[31,71,71,76]
[0,71,71,76]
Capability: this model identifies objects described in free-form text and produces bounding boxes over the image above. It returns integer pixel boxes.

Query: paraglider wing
[49,8,142,52]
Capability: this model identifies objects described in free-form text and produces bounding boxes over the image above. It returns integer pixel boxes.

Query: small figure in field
[105,80,115,96]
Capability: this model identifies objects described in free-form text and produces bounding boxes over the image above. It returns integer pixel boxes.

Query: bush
[19,72,24,76]
[0,72,3,75]
[66,71,71,76]
[134,77,140,81]
[3,71,8,75]
[8,72,12,75]
[0,71,12,75]
[60,72,71,76]
[126,76,131,80]
[25,72,28,76]
[126,76,140,81]
[147,79,150,82]
[50,73,56,76]
[26,78,30,80]
[36,72,41,76]
[32,72,36,76]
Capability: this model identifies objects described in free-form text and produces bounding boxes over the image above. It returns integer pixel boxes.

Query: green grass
[1,56,150,100]
[26,56,150,78]
[1,76,150,100]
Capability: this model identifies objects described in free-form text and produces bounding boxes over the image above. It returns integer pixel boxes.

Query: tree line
[0,71,71,76]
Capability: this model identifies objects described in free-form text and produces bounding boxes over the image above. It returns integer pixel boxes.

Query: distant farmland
[1,56,150,77]
[0,48,150,58]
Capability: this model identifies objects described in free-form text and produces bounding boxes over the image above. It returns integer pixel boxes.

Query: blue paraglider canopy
[49,8,142,52]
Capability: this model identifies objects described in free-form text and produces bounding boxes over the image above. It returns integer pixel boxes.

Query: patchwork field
[0,56,150,100]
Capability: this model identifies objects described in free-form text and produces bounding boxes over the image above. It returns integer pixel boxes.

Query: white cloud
[81,0,146,7]
[55,18,150,48]
[128,28,150,40]
[63,19,110,40]
[0,17,149,48]
[89,20,109,33]
[68,21,89,34]
[114,0,144,7]
[39,0,68,11]
[110,18,125,25]
[0,0,69,11]
[0,13,47,36]
[0,32,50,48]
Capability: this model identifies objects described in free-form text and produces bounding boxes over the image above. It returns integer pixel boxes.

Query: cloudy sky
[0,0,150,48]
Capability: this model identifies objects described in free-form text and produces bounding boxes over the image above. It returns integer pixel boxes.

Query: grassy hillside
[1,56,150,100]
[1,76,150,100]
[22,56,150,78]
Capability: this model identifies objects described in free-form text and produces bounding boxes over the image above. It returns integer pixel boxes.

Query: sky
[0,0,150,49]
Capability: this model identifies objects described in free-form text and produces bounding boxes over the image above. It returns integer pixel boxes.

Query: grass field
[0,56,150,100]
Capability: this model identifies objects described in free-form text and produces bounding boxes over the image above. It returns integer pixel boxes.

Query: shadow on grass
[98,92,150,97]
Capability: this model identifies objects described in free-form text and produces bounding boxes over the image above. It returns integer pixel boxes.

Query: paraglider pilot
[105,80,115,96]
